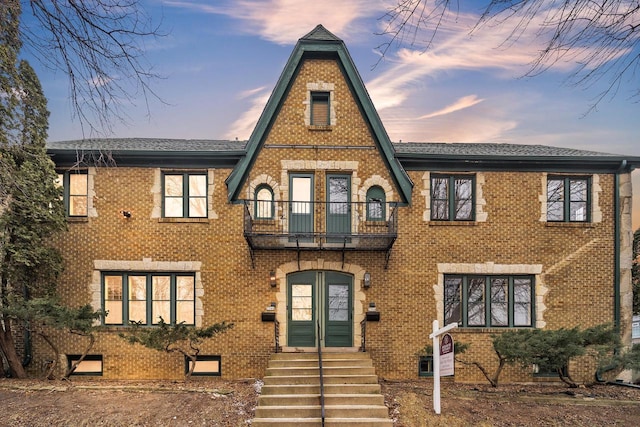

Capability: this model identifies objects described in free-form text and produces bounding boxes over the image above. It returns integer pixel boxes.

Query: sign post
[428,320,457,414]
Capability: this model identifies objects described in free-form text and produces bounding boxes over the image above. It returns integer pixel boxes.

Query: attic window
[311,92,330,125]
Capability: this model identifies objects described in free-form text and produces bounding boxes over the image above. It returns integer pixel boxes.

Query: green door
[289,174,314,242]
[324,271,353,347]
[326,175,351,243]
[287,271,316,347]
[287,271,353,348]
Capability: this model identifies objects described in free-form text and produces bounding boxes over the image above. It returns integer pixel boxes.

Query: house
[42,25,639,383]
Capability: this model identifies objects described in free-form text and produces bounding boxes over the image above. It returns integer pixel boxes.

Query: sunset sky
[22,0,640,228]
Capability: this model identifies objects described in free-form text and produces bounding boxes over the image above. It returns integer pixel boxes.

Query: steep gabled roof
[225,25,414,204]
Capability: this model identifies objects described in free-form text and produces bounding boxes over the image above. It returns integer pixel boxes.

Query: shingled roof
[47,138,246,152]
[393,142,624,157]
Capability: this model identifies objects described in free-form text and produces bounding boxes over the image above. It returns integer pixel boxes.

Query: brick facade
[41,26,635,384]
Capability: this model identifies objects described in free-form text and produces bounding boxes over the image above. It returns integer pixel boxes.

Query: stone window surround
[358,175,394,221]
[539,173,602,223]
[272,259,368,350]
[304,82,336,126]
[151,169,218,220]
[421,172,487,223]
[91,259,204,327]
[435,262,547,329]
[59,167,98,218]
[247,174,281,219]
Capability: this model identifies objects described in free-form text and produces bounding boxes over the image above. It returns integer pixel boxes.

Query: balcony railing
[242,200,398,255]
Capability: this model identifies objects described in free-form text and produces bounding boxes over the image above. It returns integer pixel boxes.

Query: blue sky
[24,0,640,227]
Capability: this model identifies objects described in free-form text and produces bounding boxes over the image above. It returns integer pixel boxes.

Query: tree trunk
[0,318,27,378]
[64,331,95,379]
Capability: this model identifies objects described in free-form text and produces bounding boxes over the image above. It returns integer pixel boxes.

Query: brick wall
[41,55,631,385]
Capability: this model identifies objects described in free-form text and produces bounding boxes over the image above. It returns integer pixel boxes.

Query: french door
[287,271,353,348]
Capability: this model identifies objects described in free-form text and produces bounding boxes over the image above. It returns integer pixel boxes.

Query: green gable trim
[225,25,413,205]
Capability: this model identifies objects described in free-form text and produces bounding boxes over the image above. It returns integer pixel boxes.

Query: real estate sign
[440,333,454,377]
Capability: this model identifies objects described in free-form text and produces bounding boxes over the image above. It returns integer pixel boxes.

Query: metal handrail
[317,320,325,426]
[360,318,367,352]
[274,319,280,353]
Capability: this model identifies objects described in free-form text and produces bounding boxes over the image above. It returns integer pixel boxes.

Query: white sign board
[439,333,454,377]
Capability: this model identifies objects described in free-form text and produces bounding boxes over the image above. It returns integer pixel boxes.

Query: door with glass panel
[326,174,351,242]
[287,271,316,347]
[324,271,353,347]
[287,271,353,348]
[289,174,314,242]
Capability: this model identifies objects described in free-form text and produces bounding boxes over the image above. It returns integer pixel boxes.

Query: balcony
[243,200,398,266]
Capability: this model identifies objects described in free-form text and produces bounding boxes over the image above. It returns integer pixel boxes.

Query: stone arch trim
[273,259,367,349]
[359,175,395,220]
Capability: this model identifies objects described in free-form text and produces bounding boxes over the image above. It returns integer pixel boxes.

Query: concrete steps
[252,352,392,427]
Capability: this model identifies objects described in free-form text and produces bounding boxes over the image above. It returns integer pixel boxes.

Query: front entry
[287,271,353,348]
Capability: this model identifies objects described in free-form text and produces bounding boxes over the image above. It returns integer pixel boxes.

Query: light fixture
[363,272,371,288]
[120,209,132,218]
[269,271,277,287]
[368,302,377,311]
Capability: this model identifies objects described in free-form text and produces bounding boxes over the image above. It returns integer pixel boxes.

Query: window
[418,356,433,377]
[163,173,207,218]
[67,355,103,376]
[444,275,534,328]
[310,92,330,125]
[254,184,274,219]
[547,176,590,222]
[57,171,88,216]
[103,272,195,326]
[186,355,221,377]
[533,364,568,378]
[366,186,385,220]
[431,175,474,221]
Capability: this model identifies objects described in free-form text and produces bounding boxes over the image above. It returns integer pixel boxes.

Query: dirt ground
[0,378,639,426]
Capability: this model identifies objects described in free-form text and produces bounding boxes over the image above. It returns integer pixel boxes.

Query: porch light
[269,271,277,287]
[363,272,371,288]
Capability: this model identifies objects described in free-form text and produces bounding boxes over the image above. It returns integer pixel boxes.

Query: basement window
[418,356,433,377]
[186,355,222,376]
[67,354,103,376]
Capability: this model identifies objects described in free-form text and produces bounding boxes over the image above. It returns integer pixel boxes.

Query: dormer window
[311,92,330,126]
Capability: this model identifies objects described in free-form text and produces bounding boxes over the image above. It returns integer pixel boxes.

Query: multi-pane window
[366,186,385,220]
[103,272,195,326]
[547,176,590,222]
[254,185,274,219]
[310,92,330,125]
[444,275,534,328]
[163,173,207,218]
[57,171,88,216]
[431,175,474,221]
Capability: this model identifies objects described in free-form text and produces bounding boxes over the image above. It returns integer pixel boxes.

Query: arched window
[255,185,274,219]
[366,186,385,221]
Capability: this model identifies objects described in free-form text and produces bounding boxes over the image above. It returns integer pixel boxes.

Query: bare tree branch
[377,0,640,106]
[19,0,166,135]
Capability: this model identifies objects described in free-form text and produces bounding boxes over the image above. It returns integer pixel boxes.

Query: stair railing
[274,319,281,353]
[317,320,325,426]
